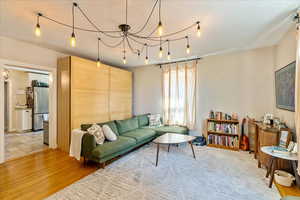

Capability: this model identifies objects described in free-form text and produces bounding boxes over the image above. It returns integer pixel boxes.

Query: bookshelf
[206,118,240,151]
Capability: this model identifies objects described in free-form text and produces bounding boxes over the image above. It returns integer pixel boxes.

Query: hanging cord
[126,0,128,24]
[130,0,159,34]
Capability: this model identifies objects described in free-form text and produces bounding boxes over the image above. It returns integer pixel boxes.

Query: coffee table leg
[168,144,171,152]
[269,157,277,188]
[291,161,300,188]
[156,144,160,167]
[266,158,274,178]
[189,142,196,159]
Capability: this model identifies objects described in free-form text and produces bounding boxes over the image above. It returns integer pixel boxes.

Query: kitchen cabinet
[16,108,32,132]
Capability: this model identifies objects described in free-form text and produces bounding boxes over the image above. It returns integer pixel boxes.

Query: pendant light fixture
[158,38,163,58]
[157,0,163,36]
[167,40,171,60]
[196,21,201,37]
[70,3,77,47]
[35,1,202,65]
[145,44,149,64]
[35,13,42,37]
[96,38,101,67]
[186,36,190,54]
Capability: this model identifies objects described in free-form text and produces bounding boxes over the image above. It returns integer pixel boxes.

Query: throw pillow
[102,125,117,141]
[87,124,105,145]
[148,114,162,128]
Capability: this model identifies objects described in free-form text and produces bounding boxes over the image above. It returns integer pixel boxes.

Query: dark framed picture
[275,61,296,112]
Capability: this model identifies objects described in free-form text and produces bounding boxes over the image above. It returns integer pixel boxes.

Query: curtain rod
[157,57,201,66]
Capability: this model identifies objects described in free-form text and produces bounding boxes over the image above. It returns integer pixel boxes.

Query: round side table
[261,146,299,188]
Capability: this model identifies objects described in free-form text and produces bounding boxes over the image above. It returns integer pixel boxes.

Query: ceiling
[0,0,299,67]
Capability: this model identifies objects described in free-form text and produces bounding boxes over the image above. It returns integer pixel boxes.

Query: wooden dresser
[254,122,291,171]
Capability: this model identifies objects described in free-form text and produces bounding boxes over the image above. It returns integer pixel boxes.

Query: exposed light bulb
[197,24,201,37]
[96,59,101,68]
[35,24,41,37]
[167,52,171,60]
[145,56,149,64]
[158,21,163,36]
[70,32,76,47]
[123,57,127,64]
[159,47,163,58]
[186,45,190,54]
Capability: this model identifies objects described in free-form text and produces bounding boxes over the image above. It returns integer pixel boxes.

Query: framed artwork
[275,61,296,112]
[279,128,292,148]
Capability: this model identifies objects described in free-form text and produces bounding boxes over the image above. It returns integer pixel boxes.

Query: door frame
[0,58,57,163]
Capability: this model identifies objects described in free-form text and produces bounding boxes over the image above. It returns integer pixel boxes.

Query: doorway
[3,67,50,161]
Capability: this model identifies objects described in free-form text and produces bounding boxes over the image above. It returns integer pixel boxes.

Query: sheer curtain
[296,25,300,174]
[162,60,197,129]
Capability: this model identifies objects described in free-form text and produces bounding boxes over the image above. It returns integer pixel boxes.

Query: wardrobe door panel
[57,57,71,152]
[109,67,132,120]
[71,56,110,129]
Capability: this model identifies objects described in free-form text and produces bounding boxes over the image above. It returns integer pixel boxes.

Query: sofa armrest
[81,132,97,158]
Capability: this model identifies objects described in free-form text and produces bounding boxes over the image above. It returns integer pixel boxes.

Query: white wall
[274,28,296,129]
[130,46,276,135]
[0,37,64,163]
[0,36,65,68]
[132,66,162,115]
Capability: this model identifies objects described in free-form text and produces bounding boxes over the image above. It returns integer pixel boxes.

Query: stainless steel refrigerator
[32,86,49,131]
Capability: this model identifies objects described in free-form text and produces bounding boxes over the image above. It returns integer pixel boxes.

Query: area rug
[46,143,280,200]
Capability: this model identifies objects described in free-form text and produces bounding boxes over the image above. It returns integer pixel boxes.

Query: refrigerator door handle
[34,91,38,113]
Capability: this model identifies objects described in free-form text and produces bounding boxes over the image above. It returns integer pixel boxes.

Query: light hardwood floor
[0,149,97,200]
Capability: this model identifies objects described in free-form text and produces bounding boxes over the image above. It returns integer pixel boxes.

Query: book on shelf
[207,122,238,134]
[207,135,239,148]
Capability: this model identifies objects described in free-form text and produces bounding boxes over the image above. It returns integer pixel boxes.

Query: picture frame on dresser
[278,128,292,148]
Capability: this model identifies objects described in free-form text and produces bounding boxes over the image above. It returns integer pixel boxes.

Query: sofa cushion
[115,117,139,134]
[122,129,156,143]
[136,114,150,127]
[143,125,188,135]
[91,136,136,159]
[81,121,119,136]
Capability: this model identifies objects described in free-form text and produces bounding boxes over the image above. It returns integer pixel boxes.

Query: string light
[167,39,171,60]
[96,38,101,67]
[196,21,201,37]
[70,3,77,47]
[70,32,76,47]
[158,21,163,36]
[145,43,149,64]
[145,56,149,64]
[186,36,190,54]
[97,58,101,67]
[159,47,163,58]
[34,2,202,63]
[157,0,163,36]
[35,13,42,37]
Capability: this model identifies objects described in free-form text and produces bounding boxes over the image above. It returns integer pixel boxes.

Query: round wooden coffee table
[153,133,196,167]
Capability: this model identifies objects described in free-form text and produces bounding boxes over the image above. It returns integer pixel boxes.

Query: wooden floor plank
[0,149,97,200]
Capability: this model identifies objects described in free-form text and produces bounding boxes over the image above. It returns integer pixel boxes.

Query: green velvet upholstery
[142,125,188,135]
[115,117,139,134]
[91,136,136,159]
[122,129,156,143]
[81,133,97,158]
[136,113,150,127]
[81,121,119,135]
[81,114,189,164]
[281,197,300,200]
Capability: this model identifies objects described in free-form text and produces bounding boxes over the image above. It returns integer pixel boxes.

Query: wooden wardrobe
[57,56,132,152]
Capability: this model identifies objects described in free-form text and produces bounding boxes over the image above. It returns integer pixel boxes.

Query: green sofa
[80,114,188,165]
